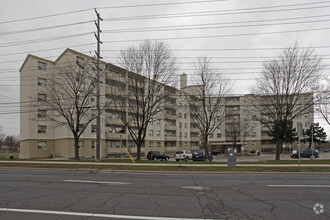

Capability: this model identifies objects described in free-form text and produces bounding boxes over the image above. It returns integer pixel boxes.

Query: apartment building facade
[20,49,313,159]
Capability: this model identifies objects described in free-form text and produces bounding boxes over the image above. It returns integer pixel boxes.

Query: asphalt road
[0,169,329,220]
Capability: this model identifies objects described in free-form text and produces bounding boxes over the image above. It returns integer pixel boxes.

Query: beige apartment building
[20,49,313,159]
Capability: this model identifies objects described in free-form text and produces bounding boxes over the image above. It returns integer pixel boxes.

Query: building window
[252,132,257,137]
[78,141,84,150]
[210,134,214,139]
[91,94,97,102]
[38,93,46,101]
[76,56,84,68]
[91,109,97,118]
[184,123,187,129]
[91,125,97,133]
[217,133,221,138]
[149,130,153,137]
[252,141,256,146]
[184,114,187,119]
[179,113,182,118]
[76,72,83,81]
[149,142,154,149]
[38,109,46,118]
[156,120,160,126]
[78,124,84,132]
[156,130,160,137]
[38,61,47,71]
[38,77,46,86]
[184,133,188,138]
[38,141,47,150]
[91,141,96,149]
[106,141,112,149]
[157,142,161,148]
[128,141,136,148]
[38,125,46,133]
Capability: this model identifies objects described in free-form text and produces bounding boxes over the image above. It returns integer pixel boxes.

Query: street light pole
[120,133,123,160]
[94,9,103,162]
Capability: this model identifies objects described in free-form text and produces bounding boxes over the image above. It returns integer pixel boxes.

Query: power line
[0,43,95,57]
[101,26,330,43]
[0,8,93,25]
[102,45,330,52]
[0,0,224,25]
[103,13,330,33]
[0,32,94,48]
[98,0,225,10]
[0,20,94,36]
[103,3,330,22]
[103,17,330,34]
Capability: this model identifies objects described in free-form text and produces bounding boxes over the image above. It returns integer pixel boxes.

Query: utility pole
[94,9,103,162]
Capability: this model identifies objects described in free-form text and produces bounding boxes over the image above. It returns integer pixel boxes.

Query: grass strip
[0,162,330,172]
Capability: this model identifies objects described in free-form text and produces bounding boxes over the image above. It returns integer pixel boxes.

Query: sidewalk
[1,160,330,167]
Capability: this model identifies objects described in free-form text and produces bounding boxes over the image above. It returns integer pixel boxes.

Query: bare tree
[118,40,178,160]
[0,126,5,147]
[187,57,230,156]
[316,77,330,125]
[225,115,252,152]
[251,44,323,160]
[35,58,99,160]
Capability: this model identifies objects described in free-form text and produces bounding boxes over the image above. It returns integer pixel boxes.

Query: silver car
[175,150,192,161]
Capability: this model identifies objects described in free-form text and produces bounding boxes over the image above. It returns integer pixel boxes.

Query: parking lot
[168,152,330,162]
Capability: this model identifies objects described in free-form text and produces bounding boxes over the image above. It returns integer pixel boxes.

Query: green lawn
[0,162,329,172]
[0,153,19,159]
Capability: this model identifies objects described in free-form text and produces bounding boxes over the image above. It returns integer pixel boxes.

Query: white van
[175,150,193,161]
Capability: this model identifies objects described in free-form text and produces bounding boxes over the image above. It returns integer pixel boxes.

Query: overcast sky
[0,0,329,137]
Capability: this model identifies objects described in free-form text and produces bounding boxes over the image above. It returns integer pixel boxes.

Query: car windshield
[194,151,203,155]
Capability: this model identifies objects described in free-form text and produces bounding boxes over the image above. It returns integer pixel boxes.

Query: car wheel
[153,157,157,161]
[165,157,169,161]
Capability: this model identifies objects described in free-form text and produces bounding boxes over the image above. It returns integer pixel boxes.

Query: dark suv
[147,151,170,161]
[291,149,319,159]
[192,150,213,161]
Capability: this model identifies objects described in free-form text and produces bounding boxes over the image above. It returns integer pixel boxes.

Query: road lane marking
[0,208,214,220]
[182,186,210,191]
[63,180,130,185]
[267,185,330,188]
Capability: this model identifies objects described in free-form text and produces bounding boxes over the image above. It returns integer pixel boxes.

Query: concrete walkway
[1,160,330,167]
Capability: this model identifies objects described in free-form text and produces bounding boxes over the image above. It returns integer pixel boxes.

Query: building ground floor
[19,138,312,159]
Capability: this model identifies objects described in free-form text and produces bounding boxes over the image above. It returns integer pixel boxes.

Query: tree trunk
[204,136,209,156]
[308,140,312,149]
[74,136,80,160]
[275,139,281,160]
[136,142,141,161]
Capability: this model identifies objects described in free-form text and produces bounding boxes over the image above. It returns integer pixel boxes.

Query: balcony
[164,136,177,141]
[105,118,123,125]
[164,125,176,131]
[105,133,127,139]
[164,114,176,120]
[105,72,126,83]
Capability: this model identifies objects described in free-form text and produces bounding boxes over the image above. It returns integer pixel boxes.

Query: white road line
[63,179,130,185]
[0,208,213,220]
[267,185,330,188]
[182,186,210,191]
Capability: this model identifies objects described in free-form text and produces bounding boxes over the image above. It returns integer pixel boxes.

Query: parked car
[291,149,319,159]
[147,151,170,161]
[211,149,220,155]
[175,150,193,161]
[192,150,213,161]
